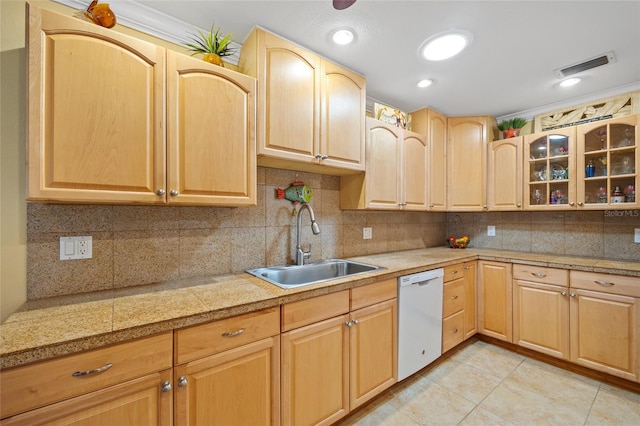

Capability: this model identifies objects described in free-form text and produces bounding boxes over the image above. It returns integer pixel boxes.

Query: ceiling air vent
[554,51,616,78]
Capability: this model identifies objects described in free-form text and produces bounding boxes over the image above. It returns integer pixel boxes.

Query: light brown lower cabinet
[512,265,570,359]
[174,336,280,426]
[173,307,281,426]
[442,261,477,352]
[349,298,397,410]
[281,281,397,426]
[478,260,513,342]
[569,271,640,382]
[0,332,173,425]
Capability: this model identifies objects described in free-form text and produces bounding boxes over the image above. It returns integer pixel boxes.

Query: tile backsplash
[446,210,640,260]
[26,167,639,300]
[26,168,446,299]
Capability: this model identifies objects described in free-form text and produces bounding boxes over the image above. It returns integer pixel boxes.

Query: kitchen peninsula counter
[2,247,639,369]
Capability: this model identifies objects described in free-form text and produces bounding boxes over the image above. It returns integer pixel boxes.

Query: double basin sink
[246,259,384,289]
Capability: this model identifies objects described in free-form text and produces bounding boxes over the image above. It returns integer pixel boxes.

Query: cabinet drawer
[0,332,172,419]
[351,279,396,311]
[281,290,349,332]
[442,311,465,353]
[444,264,464,283]
[443,279,465,317]
[570,271,640,297]
[513,264,568,286]
[175,307,280,365]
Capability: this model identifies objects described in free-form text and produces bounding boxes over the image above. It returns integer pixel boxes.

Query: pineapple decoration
[184,23,236,66]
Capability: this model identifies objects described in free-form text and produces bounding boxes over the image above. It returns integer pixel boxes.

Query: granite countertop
[1,247,639,369]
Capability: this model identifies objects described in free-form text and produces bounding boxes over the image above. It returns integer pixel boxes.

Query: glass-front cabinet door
[576,115,638,209]
[523,128,576,209]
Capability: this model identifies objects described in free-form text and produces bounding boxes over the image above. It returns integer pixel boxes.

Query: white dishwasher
[397,268,444,381]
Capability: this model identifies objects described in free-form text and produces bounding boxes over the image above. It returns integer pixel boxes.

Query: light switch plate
[60,236,92,260]
[363,227,373,240]
[635,228,640,243]
[487,226,496,237]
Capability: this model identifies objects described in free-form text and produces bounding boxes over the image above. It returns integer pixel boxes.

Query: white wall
[1,0,28,321]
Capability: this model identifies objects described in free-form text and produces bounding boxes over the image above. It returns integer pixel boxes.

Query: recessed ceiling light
[417,79,433,88]
[420,30,472,61]
[332,29,354,45]
[559,77,581,87]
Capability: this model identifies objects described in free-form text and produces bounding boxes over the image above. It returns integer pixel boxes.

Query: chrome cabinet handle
[170,190,179,197]
[161,381,172,393]
[577,202,584,206]
[451,295,458,300]
[561,291,567,296]
[594,280,615,287]
[178,376,188,387]
[517,203,522,208]
[464,266,470,270]
[352,319,359,325]
[221,328,245,337]
[156,189,166,196]
[72,363,113,377]
[483,205,488,209]
[570,293,576,297]
[569,202,575,206]
[451,270,458,275]
[531,272,547,278]
[451,328,458,334]
[345,321,353,328]
[429,204,434,208]
[314,154,328,160]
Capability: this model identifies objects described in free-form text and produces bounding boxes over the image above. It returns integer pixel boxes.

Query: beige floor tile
[390,379,476,425]
[458,406,511,425]
[338,395,419,426]
[504,358,600,417]
[478,374,590,425]
[423,357,502,404]
[450,340,526,379]
[586,383,640,425]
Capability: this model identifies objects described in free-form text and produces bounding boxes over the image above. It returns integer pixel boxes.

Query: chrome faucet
[295,203,320,265]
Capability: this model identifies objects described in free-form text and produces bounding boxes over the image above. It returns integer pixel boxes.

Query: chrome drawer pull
[464,266,470,270]
[594,280,614,287]
[221,328,245,337]
[72,363,113,377]
[451,295,458,300]
[451,270,458,275]
[531,272,547,278]
[451,328,458,334]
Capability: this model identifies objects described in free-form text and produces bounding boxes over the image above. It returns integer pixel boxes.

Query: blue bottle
[585,160,595,178]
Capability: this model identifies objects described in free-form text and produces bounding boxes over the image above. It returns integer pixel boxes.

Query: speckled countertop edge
[1,247,638,369]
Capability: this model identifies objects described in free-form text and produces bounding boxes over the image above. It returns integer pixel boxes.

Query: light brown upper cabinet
[166,52,256,206]
[27,5,256,206]
[487,137,524,210]
[240,27,365,175]
[410,108,448,211]
[575,114,639,209]
[523,127,577,210]
[340,118,427,210]
[447,116,497,211]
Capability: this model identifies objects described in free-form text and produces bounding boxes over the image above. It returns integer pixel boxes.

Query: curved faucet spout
[296,204,320,265]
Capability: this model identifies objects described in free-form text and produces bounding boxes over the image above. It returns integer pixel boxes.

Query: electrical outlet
[487,226,496,237]
[60,236,92,260]
[363,227,373,240]
[635,228,640,243]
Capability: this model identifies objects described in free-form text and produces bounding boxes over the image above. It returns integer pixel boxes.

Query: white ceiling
[83,1,640,118]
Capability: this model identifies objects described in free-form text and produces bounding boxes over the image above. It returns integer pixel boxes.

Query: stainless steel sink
[246,259,385,289]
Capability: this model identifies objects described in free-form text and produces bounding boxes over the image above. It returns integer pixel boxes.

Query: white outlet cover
[635,228,640,243]
[487,226,496,237]
[60,236,92,260]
